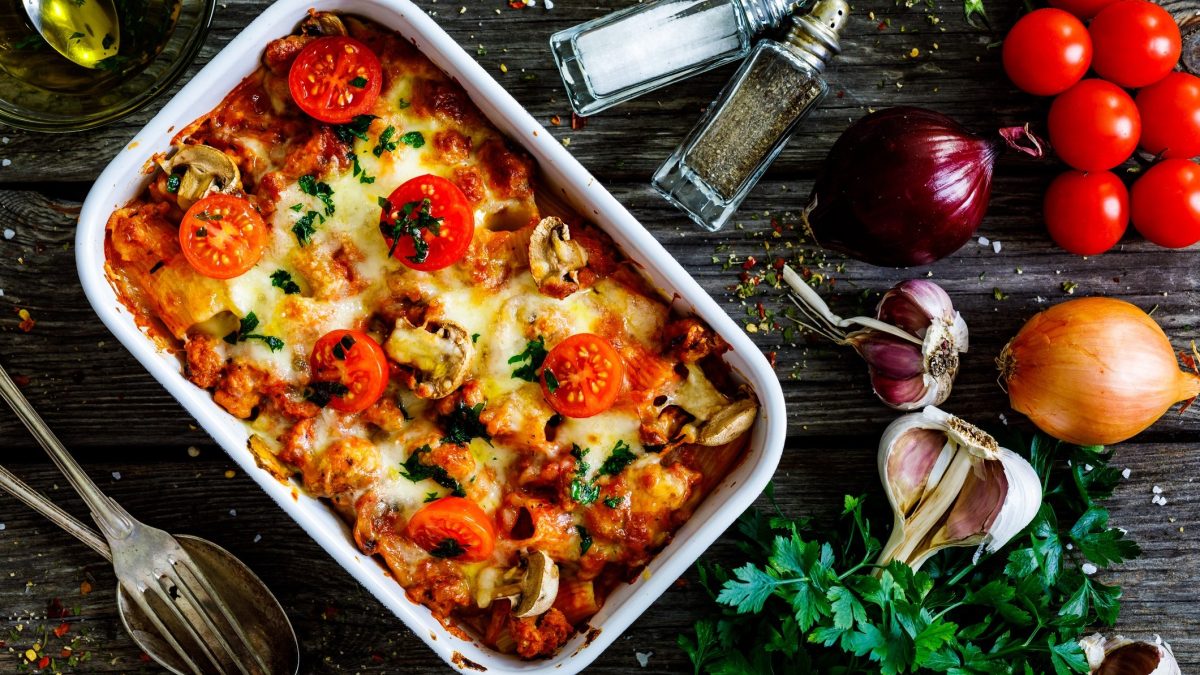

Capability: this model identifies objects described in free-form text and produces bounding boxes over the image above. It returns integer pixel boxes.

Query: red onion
[803,107,1041,267]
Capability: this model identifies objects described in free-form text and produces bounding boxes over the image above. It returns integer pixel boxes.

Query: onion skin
[998,297,1200,446]
[804,107,999,267]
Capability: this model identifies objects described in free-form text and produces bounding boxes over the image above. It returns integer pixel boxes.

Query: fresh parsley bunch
[679,433,1140,674]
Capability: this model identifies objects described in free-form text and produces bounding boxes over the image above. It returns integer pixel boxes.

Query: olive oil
[0,0,179,93]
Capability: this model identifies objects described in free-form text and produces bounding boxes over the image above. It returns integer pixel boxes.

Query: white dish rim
[74,0,787,672]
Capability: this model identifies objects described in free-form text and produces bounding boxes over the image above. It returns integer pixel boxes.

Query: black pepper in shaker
[652,0,850,231]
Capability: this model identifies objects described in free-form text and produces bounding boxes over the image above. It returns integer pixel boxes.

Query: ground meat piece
[278,418,317,469]
[452,167,486,205]
[426,442,475,482]
[280,126,348,179]
[360,396,408,433]
[663,317,729,363]
[262,382,321,421]
[433,129,471,164]
[478,139,533,200]
[512,609,573,659]
[262,34,314,75]
[412,78,480,126]
[184,332,224,389]
[213,362,265,419]
[107,201,178,264]
[407,558,472,620]
[292,236,368,301]
[302,437,379,504]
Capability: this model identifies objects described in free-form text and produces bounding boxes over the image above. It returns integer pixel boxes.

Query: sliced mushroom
[384,317,474,399]
[661,364,758,447]
[159,145,240,210]
[298,11,348,36]
[528,217,589,299]
[476,550,560,618]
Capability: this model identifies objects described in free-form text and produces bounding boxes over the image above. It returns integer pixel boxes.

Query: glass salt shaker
[549,0,805,116]
[652,0,849,231]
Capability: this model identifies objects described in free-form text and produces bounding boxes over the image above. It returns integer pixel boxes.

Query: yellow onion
[998,297,1200,446]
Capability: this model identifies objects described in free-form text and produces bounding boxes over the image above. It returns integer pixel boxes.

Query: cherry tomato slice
[379,174,474,271]
[1135,72,1200,160]
[179,194,268,280]
[540,334,624,419]
[1002,9,1092,96]
[1131,158,1200,248]
[1088,0,1181,88]
[309,329,389,413]
[1048,79,1141,172]
[287,36,382,124]
[1044,170,1128,256]
[406,496,496,562]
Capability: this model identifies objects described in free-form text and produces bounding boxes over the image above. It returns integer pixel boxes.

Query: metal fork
[0,364,271,675]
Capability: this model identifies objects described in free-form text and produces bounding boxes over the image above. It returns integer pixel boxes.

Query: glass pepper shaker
[652,0,849,231]
[549,0,805,116]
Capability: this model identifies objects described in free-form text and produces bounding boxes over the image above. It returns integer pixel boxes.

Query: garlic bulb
[1080,634,1180,675]
[877,406,1041,572]
[783,266,968,409]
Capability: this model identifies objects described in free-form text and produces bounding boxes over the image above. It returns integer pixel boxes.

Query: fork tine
[164,564,255,675]
[147,577,233,675]
[126,583,206,675]
[173,558,271,675]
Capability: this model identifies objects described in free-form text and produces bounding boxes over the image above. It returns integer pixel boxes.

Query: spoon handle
[0,363,134,540]
[0,464,111,561]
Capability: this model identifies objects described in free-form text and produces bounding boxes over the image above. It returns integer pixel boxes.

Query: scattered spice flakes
[16,308,34,332]
[499,63,508,74]
[79,580,92,596]
[1061,280,1079,294]
[224,469,236,478]
[571,113,587,130]
[549,115,562,126]
[992,288,1009,300]
[908,47,919,58]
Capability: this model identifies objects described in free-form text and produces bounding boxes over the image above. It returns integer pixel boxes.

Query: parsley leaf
[576,524,592,555]
[349,75,368,88]
[333,114,377,145]
[568,444,598,505]
[373,125,398,157]
[298,174,335,215]
[440,401,491,446]
[165,174,181,193]
[397,97,412,109]
[543,368,559,393]
[429,538,466,558]
[270,270,301,295]
[400,131,425,148]
[598,440,636,476]
[291,210,321,246]
[509,336,548,381]
[603,495,622,508]
[304,380,349,407]
[399,445,466,496]
[379,197,443,263]
[223,312,284,351]
[348,151,375,184]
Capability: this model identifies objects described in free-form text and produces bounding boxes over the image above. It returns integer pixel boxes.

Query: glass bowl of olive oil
[0,0,214,132]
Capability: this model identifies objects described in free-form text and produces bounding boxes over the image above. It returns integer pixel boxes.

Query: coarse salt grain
[229,509,237,517]
[1084,464,1093,472]
[111,471,121,480]
[187,446,200,457]
[1081,563,1097,575]
[1122,468,1131,479]
[545,0,554,7]
[992,240,1002,253]
[3,229,14,240]
[1,137,8,144]
[635,651,653,667]
[977,236,989,246]
[1153,485,1163,494]
[1,159,10,167]
[253,534,262,543]
[0,524,6,531]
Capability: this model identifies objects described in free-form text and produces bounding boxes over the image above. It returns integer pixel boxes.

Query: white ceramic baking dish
[75,0,787,671]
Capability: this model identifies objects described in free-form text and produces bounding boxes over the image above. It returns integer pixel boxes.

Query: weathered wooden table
[1,0,1197,671]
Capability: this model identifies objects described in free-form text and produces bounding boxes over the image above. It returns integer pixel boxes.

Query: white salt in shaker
[550,0,804,116]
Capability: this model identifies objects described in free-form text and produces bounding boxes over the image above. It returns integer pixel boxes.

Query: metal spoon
[0,364,300,675]
[22,0,121,69]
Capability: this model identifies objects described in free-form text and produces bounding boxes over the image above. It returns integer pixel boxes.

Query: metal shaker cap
[784,0,850,64]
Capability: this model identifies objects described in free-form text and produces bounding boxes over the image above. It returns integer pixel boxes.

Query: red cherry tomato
[406,497,496,562]
[1002,9,1092,96]
[287,36,383,124]
[1131,159,1200,248]
[1089,0,1181,88]
[1048,79,1141,171]
[179,194,268,280]
[1044,171,1129,255]
[1136,72,1200,160]
[379,174,475,271]
[1048,0,1120,19]
[309,329,389,413]
[540,334,624,418]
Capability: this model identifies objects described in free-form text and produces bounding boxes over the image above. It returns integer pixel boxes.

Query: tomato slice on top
[406,496,496,562]
[540,333,625,418]
[309,329,389,413]
[287,36,383,124]
[179,193,268,280]
[379,174,475,271]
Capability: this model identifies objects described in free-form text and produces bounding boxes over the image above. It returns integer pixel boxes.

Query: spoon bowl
[21,0,122,69]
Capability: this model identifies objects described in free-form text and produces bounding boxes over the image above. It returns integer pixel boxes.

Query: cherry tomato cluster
[1003,0,1200,254]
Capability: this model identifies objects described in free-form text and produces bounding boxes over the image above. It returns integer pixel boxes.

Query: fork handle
[0,464,111,561]
[0,363,134,540]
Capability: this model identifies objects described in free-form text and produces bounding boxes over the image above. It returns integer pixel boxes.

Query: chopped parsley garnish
[149,260,165,274]
[429,538,466,559]
[568,444,599,505]
[194,226,208,238]
[69,31,85,41]
[598,440,636,476]
[397,397,414,421]
[331,334,356,360]
[348,151,375,184]
[400,445,466,496]
[509,336,548,382]
[471,333,481,344]
[378,197,443,263]
[373,126,398,157]
[298,174,335,215]
[304,380,349,407]
[440,401,491,447]
[400,131,425,149]
[192,210,222,221]
[333,114,377,145]
[349,75,368,88]
[270,270,301,295]
[165,174,181,193]
[101,33,115,49]
[603,496,622,508]
[424,491,440,503]
[13,34,45,50]
[223,312,284,352]
[543,368,559,393]
[576,525,592,555]
[289,203,303,212]
[397,97,412,109]
[292,210,321,246]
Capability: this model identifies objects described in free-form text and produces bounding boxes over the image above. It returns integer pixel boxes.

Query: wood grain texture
[0,0,1198,671]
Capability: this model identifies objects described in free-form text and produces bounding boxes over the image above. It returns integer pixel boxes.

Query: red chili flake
[766,351,778,368]
[836,90,846,98]
[741,256,758,270]
[53,622,69,638]
[756,303,766,320]
[549,115,562,126]
[772,257,786,270]
[878,20,888,30]
[79,580,93,596]
[321,605,339,620]
[17,308,35,333]
[37,655,50,669]
[139,652,152,662]
[672,578,690,589]
[571,113,587,130]
[47,597,68,619]
[59,648,71,658]
[739,271,751,283]
[508,0,525,7]
[371,653,385,663]
[12,373,29,388]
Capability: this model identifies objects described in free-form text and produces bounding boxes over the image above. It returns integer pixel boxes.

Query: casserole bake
[77,0,785,671]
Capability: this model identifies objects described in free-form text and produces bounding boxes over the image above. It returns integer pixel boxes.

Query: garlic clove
[848,332,925,381]
[883,425,954,517]
[878,279,969,352]
[1081,634,1181,675]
